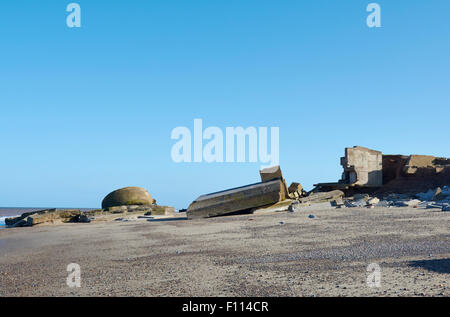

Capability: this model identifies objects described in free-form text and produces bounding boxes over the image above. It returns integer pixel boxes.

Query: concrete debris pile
[6,209,85,228]
[187,146,450,219]
[328,186,450,212]
[6,146,450,227]
[315,146,383,192]
[381,155,450,194]
[187,165,295,219]
[6,187,175,227]
[315,146,450,195]
[187,165,346,219]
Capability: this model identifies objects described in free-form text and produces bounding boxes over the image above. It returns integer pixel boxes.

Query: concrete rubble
[6,187,176,227]
[6,204,177,228]
[6,146,450,227]
[315,146,383,192]
[186,146,450,218]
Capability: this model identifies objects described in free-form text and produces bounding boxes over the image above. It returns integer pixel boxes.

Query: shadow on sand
[409,258,450,273]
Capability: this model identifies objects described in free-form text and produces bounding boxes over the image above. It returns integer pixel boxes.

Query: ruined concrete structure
[186,179,286,219]
[316,146,450,194]
[259,165,284,182]
[315,146,383,192]
[186,146,450,220]
[101,187,155,209]
[340,146,383,187]
[187,165,293,219]
[381,154,450,193]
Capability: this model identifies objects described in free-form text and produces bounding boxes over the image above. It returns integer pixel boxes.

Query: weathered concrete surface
[5,209,83,227]
[341,146,383,187]
[260,165,290,198]
[252,199,293,214]
[315,146,450,196]
[5,205,176,228]
[259,165,283,182]
[1,207,449,297]
[315,146,383,192]
[288,182,303,194]
[299,190,344,204]
[102,187,155,209]
[287,182,306,199]
[187,180,287,219]
[379,154,450,194]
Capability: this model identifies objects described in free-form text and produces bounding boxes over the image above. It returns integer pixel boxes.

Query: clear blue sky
[1,0,449,209]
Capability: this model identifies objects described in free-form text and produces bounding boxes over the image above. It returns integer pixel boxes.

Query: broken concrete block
[252,200,293,214]
[288,182,303,194]
[260,166,283,182]
[330,197,344,207]
[314,146,383,192]
[299,190,344,204]
[6,209,82,227]
[260,165,290,200]
[101,187,155,209]
[287,182,306,199]
[187,179,287,219]
[344,195,379,208]
[289,201,332,213]
[341,146,383,187]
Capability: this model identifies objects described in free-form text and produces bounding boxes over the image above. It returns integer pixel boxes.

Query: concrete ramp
[187,180,286,219]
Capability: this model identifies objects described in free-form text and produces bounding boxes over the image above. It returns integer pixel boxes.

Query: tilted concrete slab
[299,190,344,204]
[187,179,287,219]
[260,165,283,182]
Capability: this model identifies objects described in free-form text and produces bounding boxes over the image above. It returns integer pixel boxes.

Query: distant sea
[0,207,97,229]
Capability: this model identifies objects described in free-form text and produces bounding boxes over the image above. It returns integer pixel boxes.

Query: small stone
[330,197,344,207]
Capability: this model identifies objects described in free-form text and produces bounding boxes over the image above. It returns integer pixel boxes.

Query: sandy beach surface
[0,206,449,297]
